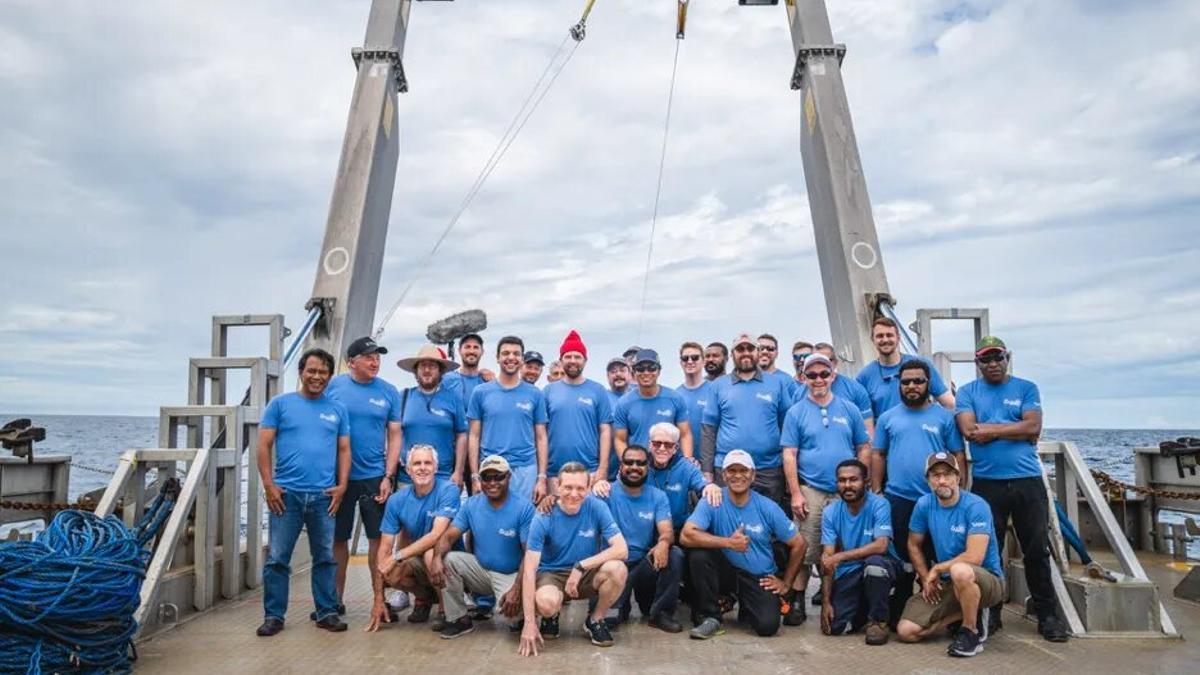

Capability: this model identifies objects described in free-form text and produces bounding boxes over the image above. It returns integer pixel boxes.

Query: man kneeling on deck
[373,445,460,631]
[428,455,536,638]
[819,459,898,645]
[518,462,628,656]
[896,452,1005,658]
[682,450,806,639]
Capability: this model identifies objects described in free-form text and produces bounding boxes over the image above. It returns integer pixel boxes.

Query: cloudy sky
[2,0,1198,428]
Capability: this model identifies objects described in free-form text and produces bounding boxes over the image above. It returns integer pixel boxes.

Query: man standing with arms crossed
[872,359,965,625]
[544,330,613,486]
[324,337,402,628]
[781,353,871,624]
[955,336,1068,642]
[468,336,550,505]
[256,348,350,637]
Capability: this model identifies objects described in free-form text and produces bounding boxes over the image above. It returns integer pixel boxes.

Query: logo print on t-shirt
[498,528,517,537]
[921,424,939,434]
[578,528,596,538]
[743,523,764,534]
[369,398,388,407]
[950,524,966,534]
[655,408,672,417]
[1003,399,1021,407]
[637,511,654,520]
[665,483,683,492]
[756,393,773,403]
[429,408,447,417]
[831,416,849,427]
[578,396,594,406]
[319,413,338,423]
[516,401,533,412]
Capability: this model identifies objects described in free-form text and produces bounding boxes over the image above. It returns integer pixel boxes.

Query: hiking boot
[407,601,432,623]
[689,617,725,640]
[864,621,889,646]
[584,617,615,647]
[429,612,449,632]
[649,613,683,634]
[256,618,284,637]
[439,616,475,639]
[782,598,807,626]
[1038,615,1070,643]
[315,615,348,632]
[539,614,560,639]
[948,626,983,657]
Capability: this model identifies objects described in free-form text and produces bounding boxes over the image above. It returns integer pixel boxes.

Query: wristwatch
[537,472,548,479]
[573,562,586,574]
[471,473,481,481]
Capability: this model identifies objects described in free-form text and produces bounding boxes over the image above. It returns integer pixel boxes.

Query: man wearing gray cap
[429,455,536,638]
[681,450,806,639]
[613,349,693,479]
[606,357,632,410]
[522,351,546,386]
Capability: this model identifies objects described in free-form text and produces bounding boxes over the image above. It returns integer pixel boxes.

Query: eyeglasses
[976,352,1006,365]
[649,440,676,449]
[758,345,777,352]
[805,370,833,380]
[899,377,928,386]
[633,364,660,373]
[680,354,701,363]
[479,472,509,483]
[622,459,648,467]
[792,353,813,362]
[733,344,757,353]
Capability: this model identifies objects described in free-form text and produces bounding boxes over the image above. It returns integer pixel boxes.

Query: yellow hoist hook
[570,0,598,42]
[677,0,689,40]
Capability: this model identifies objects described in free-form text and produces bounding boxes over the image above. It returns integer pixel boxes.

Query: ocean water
[4,414,1199,553]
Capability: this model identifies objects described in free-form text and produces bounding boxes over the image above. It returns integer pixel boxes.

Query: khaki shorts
[536,567,604,600]
[900,565,1005,629]
[795,485,838,565]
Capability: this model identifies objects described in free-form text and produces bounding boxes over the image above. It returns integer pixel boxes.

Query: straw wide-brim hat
[396,344,460,373]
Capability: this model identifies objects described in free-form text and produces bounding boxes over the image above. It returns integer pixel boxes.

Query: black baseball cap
[460,333,484,347]
[347,336,387,359]
[623,345,642,358]
[523,350,545,365]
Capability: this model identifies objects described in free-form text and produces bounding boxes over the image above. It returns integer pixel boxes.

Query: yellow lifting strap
[677,0,689,40]
[570,0,599,41]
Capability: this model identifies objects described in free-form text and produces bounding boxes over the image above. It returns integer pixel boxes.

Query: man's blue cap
[633,348,660,366]
[523,350,545,365]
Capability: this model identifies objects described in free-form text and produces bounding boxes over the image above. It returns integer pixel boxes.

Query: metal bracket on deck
[791,43,846,90]
[351,47,408,93]
[1,418,46,463]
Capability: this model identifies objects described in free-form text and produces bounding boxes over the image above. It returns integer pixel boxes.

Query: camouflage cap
[975,335,1007,356]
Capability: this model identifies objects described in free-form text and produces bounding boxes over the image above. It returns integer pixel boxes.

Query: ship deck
[135,550,1199,674]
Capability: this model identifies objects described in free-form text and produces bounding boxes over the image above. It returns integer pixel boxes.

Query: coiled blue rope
[0,483,176,674]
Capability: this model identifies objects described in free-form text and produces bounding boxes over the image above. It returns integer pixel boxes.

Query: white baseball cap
[722,449,755,470]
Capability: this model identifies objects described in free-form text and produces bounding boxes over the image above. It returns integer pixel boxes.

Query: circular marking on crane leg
[323,247,350,275]
[851,242,877,270]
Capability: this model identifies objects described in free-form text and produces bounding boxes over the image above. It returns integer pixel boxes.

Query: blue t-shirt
[802,375,874,420]
[649,454,709,528]
[686,489,797,576]
[703,373,794,470]
[603,483,671,563]
[764,368,800,399]
[820,492,896,578]
[324,375,402,480]
[909,491,1003,579]
[955,376,1043,480]
[261,392,349,492]
[467,380,548,468]
[613,386,689,448]
[400,385,468,478]
[380,478,461,538]
[780,396,869,493]
[676,381,713,458]
[873,404,964,501]
[527,496,622,571]
[451,492,535,574]
[444,370,486,407]
[544,379,613,473]
[855,356,949,419]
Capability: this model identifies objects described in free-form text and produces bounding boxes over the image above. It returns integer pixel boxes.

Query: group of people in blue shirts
[252,319,1070,659]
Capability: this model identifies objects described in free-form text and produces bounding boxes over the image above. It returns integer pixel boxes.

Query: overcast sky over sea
[1,1,1198,427]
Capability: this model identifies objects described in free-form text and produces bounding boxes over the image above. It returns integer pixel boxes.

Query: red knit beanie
[560,330,587,359]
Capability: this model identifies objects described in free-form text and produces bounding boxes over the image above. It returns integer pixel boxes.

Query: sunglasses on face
[792,353,813,362]
[733,345,757,353]
[805,370,833,380]
[976,352,1007,365]
[479,472,509,483]
[680,354,701,363]
[649,440,675,449]
[622,459,649,467]
[634,364,660,373]
[900,377,928,386]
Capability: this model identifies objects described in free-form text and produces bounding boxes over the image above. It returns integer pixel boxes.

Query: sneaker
[649,613,683,633]
[689,617,725,640]
[584,617,615,647]
[1038,615,1070,643]
[864,620,889,646]
[811,589,823,606]
[430,613,448,632]
[256,618,284,637]
[947,626,983,657]
[309,603,346,622]
[439,616,475,639]
[539,614,560,640]
[315,615,348,632]
[470,605,494,621]
[782,598,807,626]
[386,590,411,612]
[407,602,432,624]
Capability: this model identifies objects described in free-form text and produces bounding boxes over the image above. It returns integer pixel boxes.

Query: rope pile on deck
[0,479,178,674]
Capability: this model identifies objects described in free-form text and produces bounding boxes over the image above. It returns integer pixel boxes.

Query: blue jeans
[618,545,684,620]
[263,490,338,622]
[829,555,898,634]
